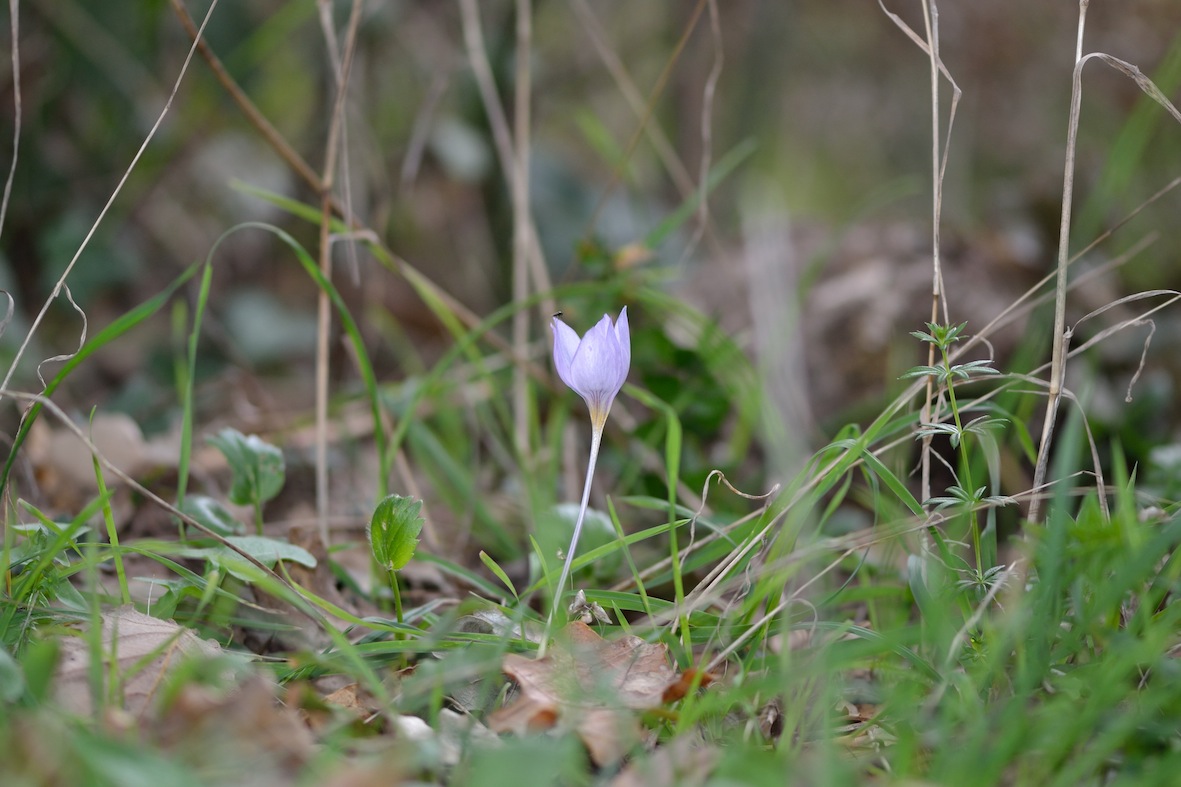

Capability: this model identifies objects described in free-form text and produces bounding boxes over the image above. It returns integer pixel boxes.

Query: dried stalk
[1028,0,1090,525]
[168,0,519,366]
[313,0,365,546]
[457,0,554,462]
[0,0,19,241]
[512,0,533,459]
[1,0,219,400]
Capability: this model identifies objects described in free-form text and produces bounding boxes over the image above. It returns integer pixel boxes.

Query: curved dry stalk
[1,0,219,402]
[878,0,961,519]
[1030,2,1181,524]
[457,0,555,461]
[662,518,935,666]
[169,0,515,368]
[580,0,708,245]
[676,0,724,269]
[313,0,365,547]
[606,501,760,596]
[0,0,19,242]
[512,0,533,458]
[1030,0,1091,525]
[570,0,717,255]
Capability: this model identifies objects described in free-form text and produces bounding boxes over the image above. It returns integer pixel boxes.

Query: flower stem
[542,423,603,653]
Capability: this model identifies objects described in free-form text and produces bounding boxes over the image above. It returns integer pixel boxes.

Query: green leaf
[0,645,24,703]
[179,495,244,536]
[206,428,286,507]
[19,637,59,703]
[368,495,424,572]
[479,550,518,600]
[224,536,317,568]
[900,364,943,379]
[186,536,316,583]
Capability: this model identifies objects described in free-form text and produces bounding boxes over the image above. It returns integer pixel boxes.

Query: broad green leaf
[19,637,59,703]
[223,536,317,568]
[186,536,316,583]
[0,645,24,703]
[368,495,424,572]
[179,495,244,536]
[207,428,285,507]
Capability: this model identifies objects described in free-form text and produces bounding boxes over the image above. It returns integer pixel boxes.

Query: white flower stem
[542,421,603,653]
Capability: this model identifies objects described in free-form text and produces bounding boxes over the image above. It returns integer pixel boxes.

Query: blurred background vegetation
[2,0,1181,549]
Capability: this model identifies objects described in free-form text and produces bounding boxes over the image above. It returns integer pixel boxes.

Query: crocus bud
[551,307,630,430]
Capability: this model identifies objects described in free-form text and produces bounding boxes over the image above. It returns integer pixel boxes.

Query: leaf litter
[53,605,226,718]
[488,621,713,766]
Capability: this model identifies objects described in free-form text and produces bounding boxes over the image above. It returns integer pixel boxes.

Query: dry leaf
[27,414,181,514]
[154,674,315,778]
[323,682,373,716]
[53,606,223,717]
[488,622,708,765]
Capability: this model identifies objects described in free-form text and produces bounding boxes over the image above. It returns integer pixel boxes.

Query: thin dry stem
[1023,2,1181,523]
[512,0,533,459]
[1,0,219,401]
[458,0,554,462]
[312,0,365,547]
[170,0,319,193]
[573,1,694,219]
[676,0,724,268]
[1029,0,1090,525]
[458,0,555,441]
[0,0,19,242]
[581,0,707,246]
[880,0,960,523]
[171,0,553,384]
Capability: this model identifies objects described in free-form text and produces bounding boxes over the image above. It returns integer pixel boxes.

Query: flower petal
[551,308,632,429]
[552,316,582,391]
[568,314,618,395]
[614,307,630,385]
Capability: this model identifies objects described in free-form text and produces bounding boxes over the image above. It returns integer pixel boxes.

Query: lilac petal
[551,308,632,428]
[568,314,618,395]
[614,307,630,384]
[551,317,581,390]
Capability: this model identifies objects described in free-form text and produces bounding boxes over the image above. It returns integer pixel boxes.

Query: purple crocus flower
[551,307,630,430]
[543,307,631,650]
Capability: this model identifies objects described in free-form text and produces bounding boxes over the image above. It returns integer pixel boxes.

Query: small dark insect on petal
[552,311,563,318]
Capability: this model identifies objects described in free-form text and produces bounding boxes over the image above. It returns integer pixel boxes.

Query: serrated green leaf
[207,428,285,507]
[368,495,424,572]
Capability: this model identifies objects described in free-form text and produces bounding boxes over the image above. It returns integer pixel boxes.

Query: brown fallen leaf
[323,682,373,715]
[661,668,716,704]
[53,605,223,717]
[157,675,315,768]
[487,621,711,766]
